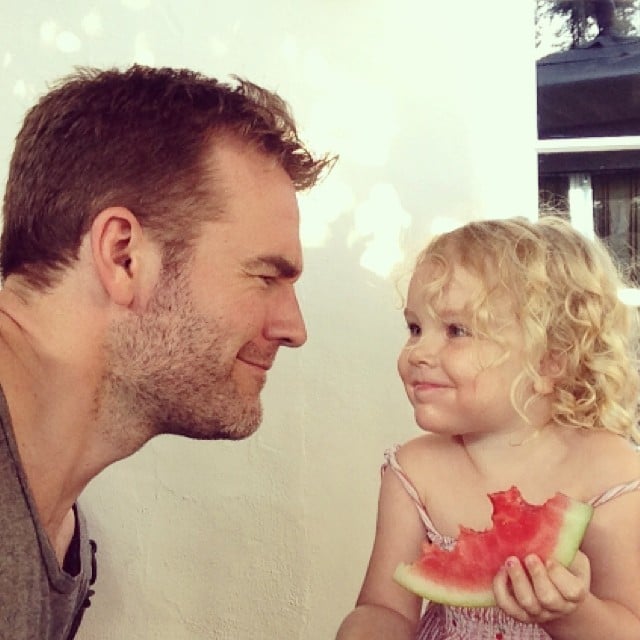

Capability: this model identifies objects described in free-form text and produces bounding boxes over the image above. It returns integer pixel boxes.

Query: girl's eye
[446,323,470,338]
[407,322,421,337]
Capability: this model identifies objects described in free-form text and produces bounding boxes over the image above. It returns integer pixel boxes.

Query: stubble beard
[100,267,263,447]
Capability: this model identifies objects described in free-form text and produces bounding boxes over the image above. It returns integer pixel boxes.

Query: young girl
[337,217,640,640]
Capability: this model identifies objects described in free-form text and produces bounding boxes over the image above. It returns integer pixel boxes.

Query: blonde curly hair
[414,216,640,444]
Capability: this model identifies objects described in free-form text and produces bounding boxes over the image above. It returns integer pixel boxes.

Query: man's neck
[0,279,151,554]
[0,293,99,558]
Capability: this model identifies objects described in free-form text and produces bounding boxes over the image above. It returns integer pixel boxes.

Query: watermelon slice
[393,486,593,607]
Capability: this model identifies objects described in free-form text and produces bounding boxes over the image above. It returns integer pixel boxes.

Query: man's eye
[407,323,421,337]
[259,275,277,285]
[446,323,470,338]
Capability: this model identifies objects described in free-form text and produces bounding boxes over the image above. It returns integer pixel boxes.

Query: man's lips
[237,357,274,371]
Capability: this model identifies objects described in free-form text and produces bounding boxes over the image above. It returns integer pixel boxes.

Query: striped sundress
[384,445,640,640]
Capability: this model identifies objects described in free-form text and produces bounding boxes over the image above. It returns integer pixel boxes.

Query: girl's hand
[492,550,591,624]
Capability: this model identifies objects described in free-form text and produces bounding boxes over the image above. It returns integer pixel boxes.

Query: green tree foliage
[536,0,639,51]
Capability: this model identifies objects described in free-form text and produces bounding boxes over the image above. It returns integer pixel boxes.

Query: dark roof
[537,34,640,138]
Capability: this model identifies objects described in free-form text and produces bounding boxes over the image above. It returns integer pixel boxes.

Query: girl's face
[397,262,536,439]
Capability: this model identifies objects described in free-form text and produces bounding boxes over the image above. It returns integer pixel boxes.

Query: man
[0,64,332,639]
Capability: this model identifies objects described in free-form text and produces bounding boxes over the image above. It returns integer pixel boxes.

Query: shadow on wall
[292,207,421,639]
[75,206,418,640]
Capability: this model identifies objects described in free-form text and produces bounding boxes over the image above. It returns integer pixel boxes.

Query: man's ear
[90,207,159,307]
[533,350,566,395]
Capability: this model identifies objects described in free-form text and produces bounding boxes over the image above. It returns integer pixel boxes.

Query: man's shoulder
[0,501,96,640]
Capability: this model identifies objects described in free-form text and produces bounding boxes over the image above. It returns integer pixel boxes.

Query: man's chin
[164,418,261,441]
[153,390,264,441]
[196,403,263,441]
[214,412,263,440]
[213,424,260,441]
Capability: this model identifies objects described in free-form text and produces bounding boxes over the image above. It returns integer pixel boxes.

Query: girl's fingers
[524,555,571,613]
[493,558,536,622]
[505,556,546,617]
[544,554,590,604]
[493,553,591,624]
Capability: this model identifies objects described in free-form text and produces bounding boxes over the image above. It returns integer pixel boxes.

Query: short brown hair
[1,64,334,289]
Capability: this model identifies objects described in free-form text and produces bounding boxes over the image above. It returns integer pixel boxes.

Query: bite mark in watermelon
[393,486,593,607]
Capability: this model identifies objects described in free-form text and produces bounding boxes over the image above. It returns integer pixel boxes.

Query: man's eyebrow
[244,256,301,279]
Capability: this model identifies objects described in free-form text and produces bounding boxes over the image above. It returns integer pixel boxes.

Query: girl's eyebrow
[438,306,468,316]
[404,305,466,321]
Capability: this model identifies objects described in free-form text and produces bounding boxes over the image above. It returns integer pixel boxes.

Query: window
[536,0,640,298]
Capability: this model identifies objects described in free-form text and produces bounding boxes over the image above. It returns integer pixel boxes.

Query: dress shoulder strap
[589,478,640,507]
[382,446,447,545]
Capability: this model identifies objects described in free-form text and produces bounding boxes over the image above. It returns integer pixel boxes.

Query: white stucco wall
[1,2,538,638]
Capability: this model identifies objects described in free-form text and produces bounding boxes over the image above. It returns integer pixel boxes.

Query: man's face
[106,139,306,441]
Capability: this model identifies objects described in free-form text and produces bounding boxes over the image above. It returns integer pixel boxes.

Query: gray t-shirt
[0,388,95,640]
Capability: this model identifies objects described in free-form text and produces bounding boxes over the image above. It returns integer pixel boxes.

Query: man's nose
[266,287,307,348]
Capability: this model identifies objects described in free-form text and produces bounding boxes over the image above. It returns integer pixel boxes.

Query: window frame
[537,136,640,303]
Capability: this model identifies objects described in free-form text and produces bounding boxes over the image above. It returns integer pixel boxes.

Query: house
[537,12,640,289]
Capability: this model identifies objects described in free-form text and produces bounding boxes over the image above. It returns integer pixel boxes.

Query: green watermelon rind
[393,494,594,608]
[393,565,497,607]
[551,499,593,566]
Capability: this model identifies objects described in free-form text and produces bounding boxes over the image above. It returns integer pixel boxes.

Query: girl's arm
[494,487,640,639]
[335,604,415,640]
[336,448,427,640]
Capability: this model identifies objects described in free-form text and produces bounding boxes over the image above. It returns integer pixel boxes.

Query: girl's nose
[407,335,439,367]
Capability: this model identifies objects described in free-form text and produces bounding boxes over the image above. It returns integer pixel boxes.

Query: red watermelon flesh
[393,486,593,607]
